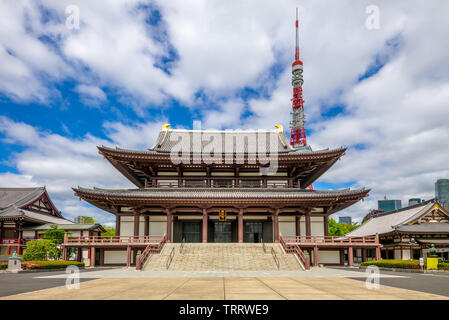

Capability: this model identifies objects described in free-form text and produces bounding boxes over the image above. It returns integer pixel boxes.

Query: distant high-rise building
[436,179,449,210]
[339,216,352,224]
[408,198,422,206]
[378,199,401,212]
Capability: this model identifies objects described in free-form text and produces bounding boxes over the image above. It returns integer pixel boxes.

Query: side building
[0,187,104,256]
[347,199,449,260]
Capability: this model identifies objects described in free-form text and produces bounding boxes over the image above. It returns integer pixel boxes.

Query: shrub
[22,239,59,261]
[23,260,84,270]
[438,262,449,270]
[361,259,421,269]
[0,262,7,270]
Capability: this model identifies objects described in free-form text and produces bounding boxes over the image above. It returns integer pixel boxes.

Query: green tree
[78,216,96,224]
[327,218,360,236]
[23,239,59,261]
[102,225,116,237]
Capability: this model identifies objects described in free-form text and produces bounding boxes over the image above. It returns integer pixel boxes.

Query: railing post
[64,234,68,244]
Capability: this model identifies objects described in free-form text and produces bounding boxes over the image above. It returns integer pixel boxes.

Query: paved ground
[1,267,449,300]
[1,276,447,300]
[0,269,99,297]
[343,268,449,298]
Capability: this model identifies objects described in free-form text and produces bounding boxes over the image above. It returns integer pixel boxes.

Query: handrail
[271,248,280,270]
[136,235,166,271]
[179,237,186,253]
[1,239,26,245]
[136,244,152,270]
[64,235,165,245]
[280,236,310,270]
[166,247,175,270]
[281,235,379,245]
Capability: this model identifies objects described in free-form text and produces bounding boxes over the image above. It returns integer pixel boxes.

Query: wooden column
[133,212,140,237]
[166,209,172,243]
[90,247,95,267]
[313,246,319,267]
[77,248,82,262]
[323,215,329,237]
[362,248,367,262]
[238,208,244,243]
[0,222,3,243]
[274,208,280,243]
[115,215,121,236]
[295,215,301,237]
[126,246,131,267]
[144,215,149,236]
[99,248,104,266]
[348,247,354,267]
[305,210,311,237]
[375,246,381,261]
[202,208,208,243]
[340,249,345,266]
[62,246,67,260]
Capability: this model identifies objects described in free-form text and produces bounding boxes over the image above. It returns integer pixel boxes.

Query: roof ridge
[372,198,435,219]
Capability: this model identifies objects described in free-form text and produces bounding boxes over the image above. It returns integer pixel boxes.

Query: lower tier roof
[73,186,369,215]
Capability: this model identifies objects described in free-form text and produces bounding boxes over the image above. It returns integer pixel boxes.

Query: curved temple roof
[73,186,370,215]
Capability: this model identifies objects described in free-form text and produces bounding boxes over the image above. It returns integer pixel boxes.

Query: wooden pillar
[126,246,131,267]
[295,215,301,237]
[238,208,244,243]
[340,249,345,266]
[116,215,121,236]
[90,247,95,267]
[202,208,208,243]
[133,212,140,237]
[323,215,329,237]
[100,248,104,266]
[348,247,354,267]
[144,215,149,237]
[166,209,172,243]
[362,248,367,262]
[313,246,319,267]
[62,246,67,260]
[77,248,82,262]
[274,209,280,243]
[305,210,311,237]
[375,246,381,261]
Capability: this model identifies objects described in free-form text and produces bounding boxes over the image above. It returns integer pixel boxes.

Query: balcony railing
[281,235,379,245]
[1,239,26,245]
[64,235,165,246]
[144,180,301,189]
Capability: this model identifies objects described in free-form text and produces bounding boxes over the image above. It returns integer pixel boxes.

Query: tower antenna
[290,8,307,148]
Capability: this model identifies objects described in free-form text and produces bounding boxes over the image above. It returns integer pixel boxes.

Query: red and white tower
[290,8,307,148]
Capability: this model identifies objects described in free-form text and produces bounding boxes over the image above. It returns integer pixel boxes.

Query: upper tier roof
[97,128,347,189]
[150,128,297,154]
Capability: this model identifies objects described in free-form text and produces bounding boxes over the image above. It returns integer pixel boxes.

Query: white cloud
[75,84,107,107]
[0,116,165,223]
[2,1,449,225]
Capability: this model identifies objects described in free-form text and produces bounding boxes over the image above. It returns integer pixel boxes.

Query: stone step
[143,243,303,271]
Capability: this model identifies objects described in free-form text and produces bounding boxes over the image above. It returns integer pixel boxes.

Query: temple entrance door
[214,222,232,243]
[182,222,202,243]
[244,222,263,243]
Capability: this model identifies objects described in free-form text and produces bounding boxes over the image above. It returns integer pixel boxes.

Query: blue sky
[1,1,449,225]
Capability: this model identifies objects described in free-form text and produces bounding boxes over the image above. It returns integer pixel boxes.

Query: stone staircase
[142,243,303,271]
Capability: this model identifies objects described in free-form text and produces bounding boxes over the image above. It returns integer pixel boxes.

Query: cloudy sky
[1,0,448,225]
